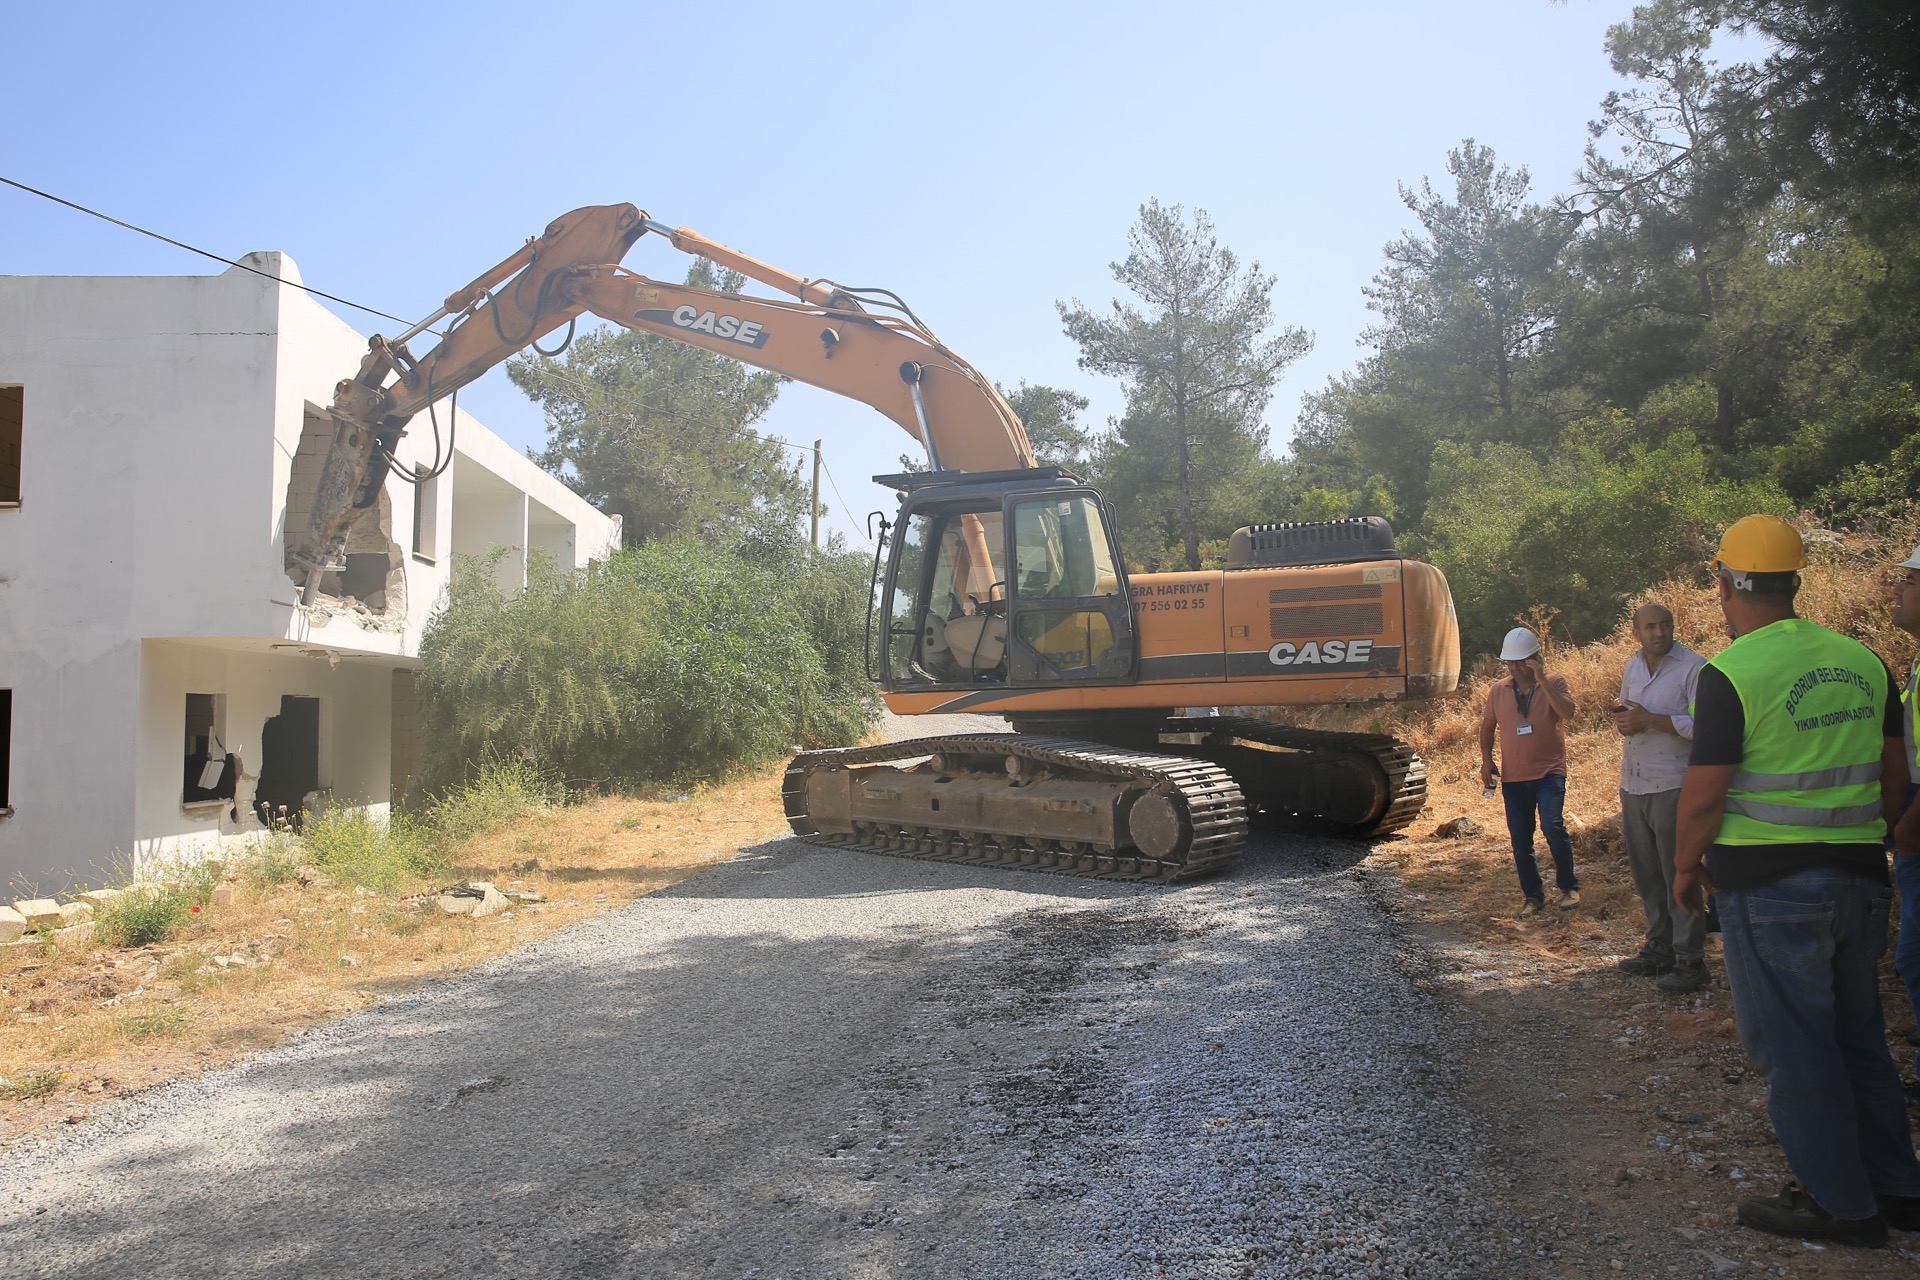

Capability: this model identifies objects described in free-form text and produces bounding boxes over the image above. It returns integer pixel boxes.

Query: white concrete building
[0,255,618,893]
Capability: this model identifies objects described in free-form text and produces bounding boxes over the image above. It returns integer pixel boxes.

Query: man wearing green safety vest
[1674,514,1920,1248]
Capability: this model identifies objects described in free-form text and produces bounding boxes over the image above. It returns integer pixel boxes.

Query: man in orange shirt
[1479,626,1581,914]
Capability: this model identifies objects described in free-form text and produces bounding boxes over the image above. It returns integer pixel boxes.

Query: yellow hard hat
[1713,514,1805,575]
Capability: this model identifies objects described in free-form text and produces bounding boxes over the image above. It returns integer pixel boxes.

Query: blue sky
[2,1,1717,548]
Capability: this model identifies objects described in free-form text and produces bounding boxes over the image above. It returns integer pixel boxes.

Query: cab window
[1012,496,1119,599]
[1010,495,1124,676]
[886,508,1008,685]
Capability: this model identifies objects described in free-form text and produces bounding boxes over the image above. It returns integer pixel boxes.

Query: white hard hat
[1898,545,1920,571]
[1499,626,1541,661]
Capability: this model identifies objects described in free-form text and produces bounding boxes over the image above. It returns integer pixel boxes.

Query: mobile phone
[1703,895,1722,935]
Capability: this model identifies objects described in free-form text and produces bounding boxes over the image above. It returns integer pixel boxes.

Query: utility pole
[810,438,823,551]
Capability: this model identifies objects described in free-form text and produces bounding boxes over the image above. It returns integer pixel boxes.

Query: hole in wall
[284,405,407,626]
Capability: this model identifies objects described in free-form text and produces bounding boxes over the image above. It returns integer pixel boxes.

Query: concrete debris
[53,922,97,946]
[0,905,27,943]
[210,885,235,908]
[70,889,124,909]
[58,902,94,927]
[12,899,64,933]
[502,889,545,905]
[298,593,405,635]
[1430,816,1482,839]
[296,867,334,889]
[439,881,512,918]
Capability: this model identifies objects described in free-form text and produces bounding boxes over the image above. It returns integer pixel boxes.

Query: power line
[819,456,875,545]
[0,174,415,326]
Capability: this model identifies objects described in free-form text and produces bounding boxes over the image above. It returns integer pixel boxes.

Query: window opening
[412,464,439,562]
[182,692,236,807]
[0,688,11,810]
[255,695,320,828]
[0,385,20,504]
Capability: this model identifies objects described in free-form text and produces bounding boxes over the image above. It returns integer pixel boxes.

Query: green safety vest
[1706,617,1888,846]
[1904,661,1920,776]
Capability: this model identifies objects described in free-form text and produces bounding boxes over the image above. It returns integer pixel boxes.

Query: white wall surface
[0,258,618,890]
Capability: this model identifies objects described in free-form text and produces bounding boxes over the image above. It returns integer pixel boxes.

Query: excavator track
[784,734,1247,882]
[1161,717,1428,837]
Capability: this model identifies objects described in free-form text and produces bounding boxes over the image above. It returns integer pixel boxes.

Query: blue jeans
[1896,782,1920,1075]
[1501,773,1578,901]
[1898,851,1920,1075]
[1718,868,1920,1220]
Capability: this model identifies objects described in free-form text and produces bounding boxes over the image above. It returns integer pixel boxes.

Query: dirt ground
[1387,767,1920,1275]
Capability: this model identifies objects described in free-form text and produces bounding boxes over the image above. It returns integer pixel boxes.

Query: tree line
[1044,0,1920,650]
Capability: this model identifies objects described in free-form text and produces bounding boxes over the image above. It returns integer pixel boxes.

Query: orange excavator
[305,203,1461,880]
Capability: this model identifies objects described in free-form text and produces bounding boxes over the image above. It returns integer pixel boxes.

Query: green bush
[416,536,878,791]
[300,810,443,895]
[98,890,193,948]
[419,757,560,847]
[2,1069,67,1101]
[240,836,303,892]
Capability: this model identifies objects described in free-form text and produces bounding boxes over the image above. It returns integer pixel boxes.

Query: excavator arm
[299,204,1033,597]
[559,266,1034,473]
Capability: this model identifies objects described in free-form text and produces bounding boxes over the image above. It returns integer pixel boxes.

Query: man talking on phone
[1479,626,1580,914]
[1611,602,1708,993]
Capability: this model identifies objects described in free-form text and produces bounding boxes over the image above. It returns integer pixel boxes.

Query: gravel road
[1,723,1537,1278]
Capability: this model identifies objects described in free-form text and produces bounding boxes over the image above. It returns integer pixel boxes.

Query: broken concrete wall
[283,407,408,626]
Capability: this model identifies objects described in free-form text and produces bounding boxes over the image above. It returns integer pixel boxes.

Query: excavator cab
[874,469,1136,692]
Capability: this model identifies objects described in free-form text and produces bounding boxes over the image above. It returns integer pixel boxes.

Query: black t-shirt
[1689,659,1899,889]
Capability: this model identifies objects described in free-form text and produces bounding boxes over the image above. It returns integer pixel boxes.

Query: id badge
[1515,724,1534,736]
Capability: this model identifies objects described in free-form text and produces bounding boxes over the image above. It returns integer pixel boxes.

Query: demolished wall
[283,406,406,630]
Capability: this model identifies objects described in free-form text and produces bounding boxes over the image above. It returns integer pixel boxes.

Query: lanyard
[1514,682,1534,720]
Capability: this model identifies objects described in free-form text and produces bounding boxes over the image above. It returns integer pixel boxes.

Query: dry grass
[0,765,794,1144]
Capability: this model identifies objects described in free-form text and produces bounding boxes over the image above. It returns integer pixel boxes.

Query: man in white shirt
[1611,602,1709,993]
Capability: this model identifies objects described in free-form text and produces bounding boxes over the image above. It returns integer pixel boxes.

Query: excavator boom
[300,205,1032,591]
